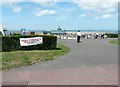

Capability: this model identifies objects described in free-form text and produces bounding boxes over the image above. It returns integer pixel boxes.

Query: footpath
[2,38,118,85]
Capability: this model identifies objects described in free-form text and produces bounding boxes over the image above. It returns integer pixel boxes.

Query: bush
[105,33,118,38]
[2,35,57,52]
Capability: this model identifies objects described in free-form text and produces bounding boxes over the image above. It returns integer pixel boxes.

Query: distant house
[0,28,9,36]
[51,25,66,35]
[25,31,35,35]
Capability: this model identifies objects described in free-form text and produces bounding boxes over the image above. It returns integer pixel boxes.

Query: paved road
[2,38,118,85]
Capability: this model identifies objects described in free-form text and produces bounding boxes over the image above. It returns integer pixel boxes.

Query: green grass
[109,40,120,45]
[1,44,70,70]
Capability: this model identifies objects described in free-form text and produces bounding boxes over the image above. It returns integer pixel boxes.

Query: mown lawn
[1,44,70,70]
[109,39,120,45]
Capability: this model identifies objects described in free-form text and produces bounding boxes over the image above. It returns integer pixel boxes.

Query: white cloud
[32,0,58,6]
[12,7,21,12]
[48,10,56,14]
[34,9,56,16]
[32,0,57,2]
[73,0,119,13]
[73,0,119,3]
[95,14,113,19]
[78,13,88,17]
[1,2,22,13]
[0,0,22,6]
[0,0,22,3]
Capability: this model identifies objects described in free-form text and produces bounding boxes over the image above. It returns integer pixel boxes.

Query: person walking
[77,30,81,43]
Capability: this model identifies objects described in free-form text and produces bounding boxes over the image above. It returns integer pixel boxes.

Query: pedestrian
[101,33,105,39]
[95,33,99,39]
[77,30,81,43]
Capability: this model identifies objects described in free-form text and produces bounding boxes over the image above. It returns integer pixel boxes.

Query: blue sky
[1,0,119,30]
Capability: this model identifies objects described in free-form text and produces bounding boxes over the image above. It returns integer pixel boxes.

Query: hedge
[105,33,118,38]
[2,35,57,52]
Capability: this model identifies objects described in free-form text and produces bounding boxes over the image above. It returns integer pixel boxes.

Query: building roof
[57,25,62,30]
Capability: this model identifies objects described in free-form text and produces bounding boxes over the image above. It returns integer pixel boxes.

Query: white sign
[20,37,43,46]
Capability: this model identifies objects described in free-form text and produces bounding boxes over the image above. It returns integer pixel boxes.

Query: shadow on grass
[53,47,62,50]
[19,47,62,51]
[1,48,62,52]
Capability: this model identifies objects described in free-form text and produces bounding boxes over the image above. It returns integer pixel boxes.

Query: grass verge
[1,44,70,70]
[109,39,120,45]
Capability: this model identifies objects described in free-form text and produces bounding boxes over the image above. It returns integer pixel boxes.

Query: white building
[0,25,5,36]
[0,26,8,36]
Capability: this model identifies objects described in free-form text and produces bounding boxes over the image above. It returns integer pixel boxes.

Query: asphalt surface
[2,38,118,85]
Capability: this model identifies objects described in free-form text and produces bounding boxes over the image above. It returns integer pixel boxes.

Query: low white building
[0,25,5,36]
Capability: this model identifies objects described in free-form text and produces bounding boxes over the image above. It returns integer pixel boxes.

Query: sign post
[20,37,43,46]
